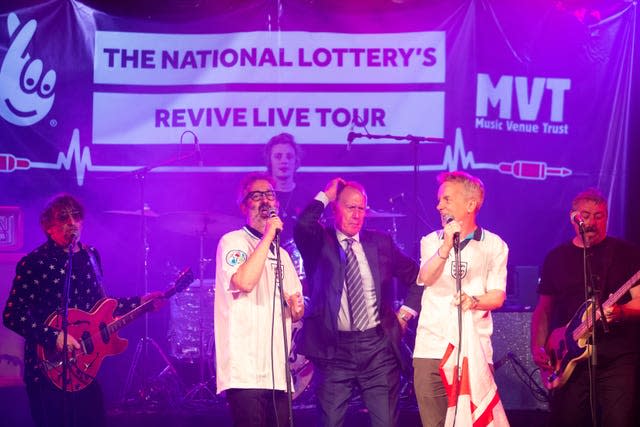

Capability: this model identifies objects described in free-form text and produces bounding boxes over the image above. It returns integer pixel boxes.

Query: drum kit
[107,205,406,406]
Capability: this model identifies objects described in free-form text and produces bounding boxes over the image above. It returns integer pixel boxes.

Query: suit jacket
[293,199,421,370]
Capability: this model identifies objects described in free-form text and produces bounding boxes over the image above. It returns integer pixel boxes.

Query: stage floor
[1,385,549,427]
[108,407,549,427]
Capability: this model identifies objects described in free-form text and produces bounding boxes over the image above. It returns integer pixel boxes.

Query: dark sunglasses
[54,210,83,222]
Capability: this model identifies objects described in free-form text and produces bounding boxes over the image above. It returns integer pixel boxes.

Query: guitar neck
[573,269,640,339]
[107,286,177,334]
[108,299,155,334]
[602,269,640,309]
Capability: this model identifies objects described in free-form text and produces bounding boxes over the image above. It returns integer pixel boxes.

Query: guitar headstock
[163,267,195,298]
[175,267,195,292]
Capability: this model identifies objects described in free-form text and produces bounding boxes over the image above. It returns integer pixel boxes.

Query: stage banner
[0,0,636,270]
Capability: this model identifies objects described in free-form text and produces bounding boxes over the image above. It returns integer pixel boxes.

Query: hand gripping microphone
[444,215,460,246]
[268,208,282,236]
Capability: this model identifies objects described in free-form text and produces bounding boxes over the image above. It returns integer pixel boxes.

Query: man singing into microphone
[412,171,509,427]
[531,188,640,427]
[3,193,163,427]
[214,173,304,427]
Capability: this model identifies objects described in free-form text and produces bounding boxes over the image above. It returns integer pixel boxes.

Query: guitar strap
[84,244,106,298]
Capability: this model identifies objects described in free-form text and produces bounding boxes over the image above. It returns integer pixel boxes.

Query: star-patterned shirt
[2,238,141,386]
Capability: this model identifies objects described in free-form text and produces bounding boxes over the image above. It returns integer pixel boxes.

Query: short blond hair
[437,171,485,210]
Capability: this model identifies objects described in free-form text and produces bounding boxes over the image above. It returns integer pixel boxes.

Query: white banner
[94,31,445,85]
[92,91,444,144]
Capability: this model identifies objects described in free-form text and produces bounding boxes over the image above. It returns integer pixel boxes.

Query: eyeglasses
[245,190,277,202]
[54,210,82,222]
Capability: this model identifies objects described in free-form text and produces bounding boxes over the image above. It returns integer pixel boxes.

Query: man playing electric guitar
[530,188,640,427]
[3,194,166,427]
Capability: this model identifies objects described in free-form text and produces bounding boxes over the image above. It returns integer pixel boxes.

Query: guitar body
[36,267,194,392]
[37,298,129,392]
[539,269,640,390]
[541,300,592,389]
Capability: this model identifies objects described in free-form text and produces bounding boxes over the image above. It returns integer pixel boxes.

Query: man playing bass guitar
[530,188,640,427]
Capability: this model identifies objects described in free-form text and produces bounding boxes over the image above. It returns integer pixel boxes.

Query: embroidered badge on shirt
[226,250,247,267]
[450,260,468,279]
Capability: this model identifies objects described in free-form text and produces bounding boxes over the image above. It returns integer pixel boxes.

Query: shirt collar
[439,226,483,242]
[244,225,262,240]
[336,229,360,245]
[244,225,277,253]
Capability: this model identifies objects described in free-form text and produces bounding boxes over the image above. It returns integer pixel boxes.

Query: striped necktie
[344,238,368,331]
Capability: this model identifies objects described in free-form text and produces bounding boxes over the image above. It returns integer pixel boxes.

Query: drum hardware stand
[120,155,193,408]
[182,228,217,404]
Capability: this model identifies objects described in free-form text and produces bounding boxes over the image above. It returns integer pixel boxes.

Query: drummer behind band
[265,132,309,244]
[214,173,304,427]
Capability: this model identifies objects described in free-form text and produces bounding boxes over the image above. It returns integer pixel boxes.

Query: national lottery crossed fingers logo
[0,12,56,126]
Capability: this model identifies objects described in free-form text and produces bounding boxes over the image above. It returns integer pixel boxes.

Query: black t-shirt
[538,236,640,357]
[276,187,312,244]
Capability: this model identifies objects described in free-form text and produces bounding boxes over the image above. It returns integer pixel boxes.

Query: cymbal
[366,208,406,219]
[159,211,242,237]
[105,209,160,218]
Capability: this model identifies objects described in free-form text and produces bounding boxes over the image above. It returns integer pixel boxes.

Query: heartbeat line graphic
[0,127,572,186]
[437,128,572,179]
[302,128,572,180]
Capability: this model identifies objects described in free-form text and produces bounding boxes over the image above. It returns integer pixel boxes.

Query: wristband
[436,247,448,260]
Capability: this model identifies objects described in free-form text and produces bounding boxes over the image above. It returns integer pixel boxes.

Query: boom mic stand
[59,238,76,427]
[182,227,216,405]
[121,150,199,408]
[273,232,294,427]
[579,226,605,427]
[452,233,463,424]
[347,130,444,257]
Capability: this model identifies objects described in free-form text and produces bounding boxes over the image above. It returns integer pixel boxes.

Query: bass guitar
[37,267,194,392]
[541,269,640,389]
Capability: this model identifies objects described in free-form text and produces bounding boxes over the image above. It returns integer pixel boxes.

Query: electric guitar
[541,269,640,389]
[37,267,194,392]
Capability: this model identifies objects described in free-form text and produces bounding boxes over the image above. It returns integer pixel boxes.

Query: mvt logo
[0,13,56,126]
[475,73,570,135]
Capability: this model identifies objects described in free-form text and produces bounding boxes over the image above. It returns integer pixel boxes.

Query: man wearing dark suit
[294,177,421,427]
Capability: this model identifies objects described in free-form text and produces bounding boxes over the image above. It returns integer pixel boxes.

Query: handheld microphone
[570,211,585,228]
[68,231,79,251]
[268,208,282,236]
[444,215,460,241]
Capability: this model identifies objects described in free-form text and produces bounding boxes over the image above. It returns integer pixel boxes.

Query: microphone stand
[273,232,294,427]
[60,239,75,427]
[121,150,197,408]
[452,233,462,424]
[347,131,444,257]
[579,227,603,427]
